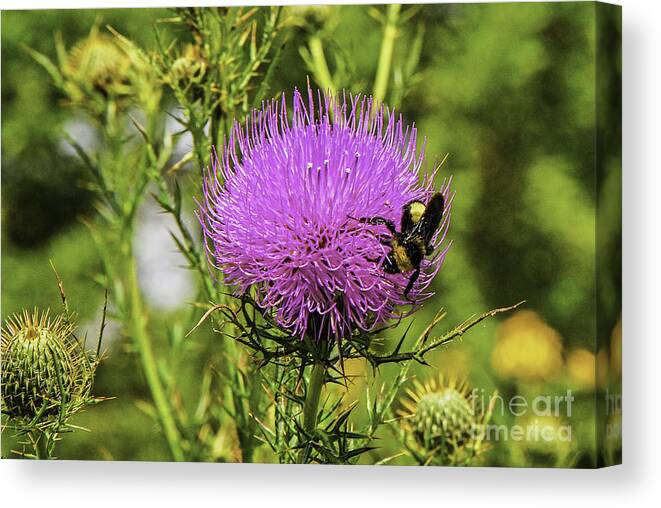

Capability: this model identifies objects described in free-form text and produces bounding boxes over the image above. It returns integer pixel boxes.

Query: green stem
[303,362,326,434]
[308,35,335,93]
[127,256,185,462]
[298,362,325,464]
[373,3,401,104]
[32,431,50,460]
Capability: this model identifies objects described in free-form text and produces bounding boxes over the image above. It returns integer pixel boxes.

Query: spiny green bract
[1,309,97,427]
[413,389,475,454]
[400,377,494,466]
[66,27,133,99]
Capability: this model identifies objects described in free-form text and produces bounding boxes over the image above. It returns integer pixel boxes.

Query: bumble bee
[359,193,445,299]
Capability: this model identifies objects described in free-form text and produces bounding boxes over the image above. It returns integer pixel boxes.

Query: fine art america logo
[472,389,575,443]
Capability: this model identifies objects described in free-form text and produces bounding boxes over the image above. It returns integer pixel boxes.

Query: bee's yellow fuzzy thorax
[409,202,426,224]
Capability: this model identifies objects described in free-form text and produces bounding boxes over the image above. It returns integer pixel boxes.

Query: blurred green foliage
[1,3,620,466]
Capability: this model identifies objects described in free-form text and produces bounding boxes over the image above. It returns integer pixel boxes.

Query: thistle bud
[36,24,163,117]
[169,43,208,88]
[289,5,333,34]
[400,377,493,466]
[1,309,97,426]
[413,388,475,453]
[67,33,130,97]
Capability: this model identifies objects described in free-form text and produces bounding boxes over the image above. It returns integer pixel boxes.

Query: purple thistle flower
[199,87,453,342]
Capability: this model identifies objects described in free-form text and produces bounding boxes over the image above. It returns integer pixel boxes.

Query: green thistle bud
[64,26,132,99]
[29,23,164,120]
[413,388,475,453]
[169,44,208,87]
[400,377,494,466]
[1,309,97,426]
[34,24,162,117]
[289,5,333,34]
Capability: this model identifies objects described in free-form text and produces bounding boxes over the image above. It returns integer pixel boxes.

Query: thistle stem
[32,431,50,460]
[373,3,401,104]
[308,35,335,93]
[297,361,325,463]
[303,362,325,434]
[127,256,185,462]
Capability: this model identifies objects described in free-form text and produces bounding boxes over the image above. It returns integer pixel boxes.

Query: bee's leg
[383,253,400,274]
[378,235,392,246]
[359,217,397,235]
[403,268,421,299]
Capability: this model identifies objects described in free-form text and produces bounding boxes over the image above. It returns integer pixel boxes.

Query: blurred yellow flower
[566,348,596,390]
[491,310,563,381]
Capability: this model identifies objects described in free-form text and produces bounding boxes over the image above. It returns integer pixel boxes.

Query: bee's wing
[419,193,445,245]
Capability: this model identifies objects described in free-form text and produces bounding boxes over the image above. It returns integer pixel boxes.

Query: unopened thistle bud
[1,309,98,427]
[169,43,208,88]
[64,26,132,101]
[414,388,474,451]
[400,377,493,466]
[289,5,333,34]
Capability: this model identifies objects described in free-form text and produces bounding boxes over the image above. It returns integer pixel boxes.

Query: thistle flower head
[199,87,452,342]
[1,309,98,427]
[400,377,493,465]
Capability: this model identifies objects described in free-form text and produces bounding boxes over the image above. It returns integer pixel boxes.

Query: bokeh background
[1,2,621,466]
